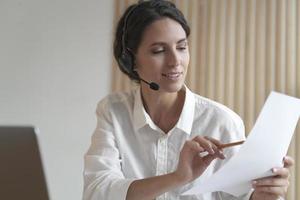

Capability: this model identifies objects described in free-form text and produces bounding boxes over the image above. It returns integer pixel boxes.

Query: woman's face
[135,17,190,93]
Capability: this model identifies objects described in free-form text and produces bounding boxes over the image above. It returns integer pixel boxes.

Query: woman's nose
[167,50,180,67]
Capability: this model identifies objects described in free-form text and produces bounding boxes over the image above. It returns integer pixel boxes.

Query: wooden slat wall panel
[198,0,208,95]
[254,0,266,116]
[185,0,198,91]
[112,0,300,199]
[265,0,276,101]
[215,0,226,104]
[206,0,217,100]
[235,0,246,117]
[286,1,297,199]
[244,0,256,131]
[225,0,236,109]
[296,0,300,198]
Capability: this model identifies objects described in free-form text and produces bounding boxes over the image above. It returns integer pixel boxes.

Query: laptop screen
[0,126,49,200]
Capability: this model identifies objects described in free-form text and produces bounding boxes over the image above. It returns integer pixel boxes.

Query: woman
[83,1,293,200]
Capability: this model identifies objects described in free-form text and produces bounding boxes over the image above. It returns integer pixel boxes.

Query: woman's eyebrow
[177,38,188,44]
[150,38,188,47]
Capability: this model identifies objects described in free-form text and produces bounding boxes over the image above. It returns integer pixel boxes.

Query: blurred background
[0,0,114,200]
[1,0,299,200]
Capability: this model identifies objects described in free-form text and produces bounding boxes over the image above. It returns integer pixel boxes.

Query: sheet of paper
[183,91,300,196]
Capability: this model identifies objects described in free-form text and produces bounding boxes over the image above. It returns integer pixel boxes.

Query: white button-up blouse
[83,86,253,200]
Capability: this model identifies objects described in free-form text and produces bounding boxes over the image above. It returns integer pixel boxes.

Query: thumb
[195,154,218,168]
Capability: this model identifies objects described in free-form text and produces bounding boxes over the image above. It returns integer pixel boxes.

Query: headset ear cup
[118,50,134,74]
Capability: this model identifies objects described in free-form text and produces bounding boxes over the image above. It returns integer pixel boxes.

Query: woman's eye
[177,46,187,50]
[152,49,164,54]
[151,45,187,54]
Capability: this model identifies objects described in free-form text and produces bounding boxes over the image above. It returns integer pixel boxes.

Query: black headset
[118,4,140,76]
[117,1,160,91]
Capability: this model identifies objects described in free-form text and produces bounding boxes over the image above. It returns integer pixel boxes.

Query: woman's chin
[160,83,184,93]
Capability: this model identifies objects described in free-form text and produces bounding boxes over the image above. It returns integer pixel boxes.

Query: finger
[200,153,219,166]
[204,136,225,159]
[185,140,204,153]
[193,136,215,154]
[253,178,289,187]
[204,136,223,147]
[283,156,294,168]
[272,167,290,179]
[215,149,226,159]
[254,186,287,196]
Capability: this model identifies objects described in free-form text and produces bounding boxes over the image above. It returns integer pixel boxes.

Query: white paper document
[183,91,300,196]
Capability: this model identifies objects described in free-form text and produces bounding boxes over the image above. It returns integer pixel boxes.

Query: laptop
[0,126,50,200]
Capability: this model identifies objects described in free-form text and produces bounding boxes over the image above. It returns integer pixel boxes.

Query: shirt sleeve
[223,190,285,200]
[215,189,253,200]
[83,99,135,200]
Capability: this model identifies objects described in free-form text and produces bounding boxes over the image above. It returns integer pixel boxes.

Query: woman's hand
[173,136,225,184]
[126,136,225,200]
[251,156,294,200]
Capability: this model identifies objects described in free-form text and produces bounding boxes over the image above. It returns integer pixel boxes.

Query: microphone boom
[139,78,159,91]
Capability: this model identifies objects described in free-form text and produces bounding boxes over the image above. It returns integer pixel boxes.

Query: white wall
[0,0,114,199]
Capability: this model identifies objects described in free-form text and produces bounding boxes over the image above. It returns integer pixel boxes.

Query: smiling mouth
[162,72,183,80]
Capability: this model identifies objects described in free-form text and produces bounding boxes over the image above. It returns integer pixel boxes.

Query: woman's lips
[162,72,183,80]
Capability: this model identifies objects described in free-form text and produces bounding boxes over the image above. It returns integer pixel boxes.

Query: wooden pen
[219,140,245,149]
[199,140,245,157]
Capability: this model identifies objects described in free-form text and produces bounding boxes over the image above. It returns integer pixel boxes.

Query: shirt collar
[133,85,196,134]
[133,87,150,130]
[175,85,195,135]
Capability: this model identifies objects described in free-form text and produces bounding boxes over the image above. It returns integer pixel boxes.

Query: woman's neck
[140,86,186,133]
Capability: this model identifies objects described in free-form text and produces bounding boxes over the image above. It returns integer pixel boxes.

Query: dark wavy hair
[113,0,190,82]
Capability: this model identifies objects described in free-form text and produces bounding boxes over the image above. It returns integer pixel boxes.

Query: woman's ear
[133,62,139,72]
[132,66,140,80]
